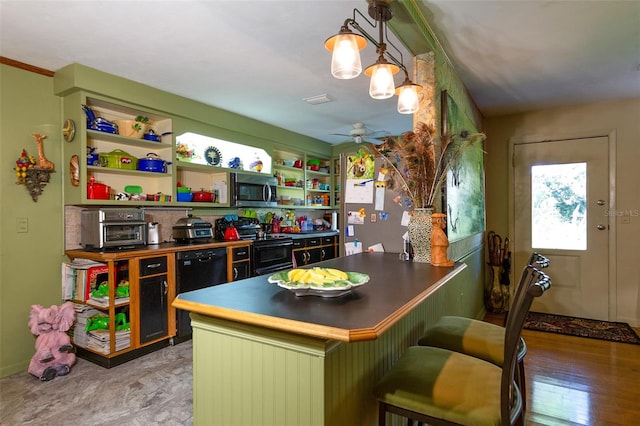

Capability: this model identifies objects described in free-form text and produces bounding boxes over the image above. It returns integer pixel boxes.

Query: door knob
[596,199,606,206]
[596,224,606,230]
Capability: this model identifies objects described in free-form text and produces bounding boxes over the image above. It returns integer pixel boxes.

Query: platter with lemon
[268,267,370,297]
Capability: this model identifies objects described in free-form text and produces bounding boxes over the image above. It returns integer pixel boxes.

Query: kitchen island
[173,252,467,426]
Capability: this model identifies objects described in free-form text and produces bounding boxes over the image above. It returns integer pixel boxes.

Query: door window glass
[531,163,586,250]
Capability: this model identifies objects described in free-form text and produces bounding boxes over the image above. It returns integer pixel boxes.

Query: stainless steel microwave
[81,208,146,249]
[229,173,277,208]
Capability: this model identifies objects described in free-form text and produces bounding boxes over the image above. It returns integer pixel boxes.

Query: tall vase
[487,265,508,313]
[408,207,433,263]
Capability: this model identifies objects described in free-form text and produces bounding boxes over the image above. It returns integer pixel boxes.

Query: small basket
[99,149,137,170]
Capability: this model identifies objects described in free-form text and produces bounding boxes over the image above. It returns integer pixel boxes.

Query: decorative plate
[268,267,369,297]
[204,146,222,166]
[63,119,76,142]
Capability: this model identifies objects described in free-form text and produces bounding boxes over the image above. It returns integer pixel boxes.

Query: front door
[513,137,610,320]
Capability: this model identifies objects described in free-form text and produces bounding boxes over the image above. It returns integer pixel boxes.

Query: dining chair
[374,265,551,426]
[415,253,550,408]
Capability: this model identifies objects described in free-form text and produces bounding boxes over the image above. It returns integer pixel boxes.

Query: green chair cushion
[418,316,506,366]
[374,346,503,426]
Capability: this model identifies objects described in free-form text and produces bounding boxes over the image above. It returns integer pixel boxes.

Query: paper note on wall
[345,179,374,203]
[347,211,365,225]
[374,181,386,211]
[401,210,411,226]
[367,243,385,252]
[346,225,355,236]
[344,242,363,256]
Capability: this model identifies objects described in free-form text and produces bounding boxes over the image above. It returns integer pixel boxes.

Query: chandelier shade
[365,56,400,99]
[325,1,422,114]
[325,30,367,79]
[396,76,423,114]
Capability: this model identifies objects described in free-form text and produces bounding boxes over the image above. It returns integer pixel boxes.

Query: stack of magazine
[71,303,130,354]
[70,304,100,349]
[87,329,131,354]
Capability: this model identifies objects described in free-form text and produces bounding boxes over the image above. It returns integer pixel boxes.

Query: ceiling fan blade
[330,133,352,137]
[365,130,388,138]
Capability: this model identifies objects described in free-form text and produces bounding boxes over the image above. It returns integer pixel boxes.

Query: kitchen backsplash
[64,206,330,250]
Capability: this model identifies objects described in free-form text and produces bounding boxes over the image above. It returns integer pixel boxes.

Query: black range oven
[252,236,294,276]
[215,217,293,276]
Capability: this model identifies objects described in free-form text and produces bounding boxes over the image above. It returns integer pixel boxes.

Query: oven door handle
[253,240,293,250]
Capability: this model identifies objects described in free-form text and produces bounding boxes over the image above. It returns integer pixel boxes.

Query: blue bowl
[177,192,193,202]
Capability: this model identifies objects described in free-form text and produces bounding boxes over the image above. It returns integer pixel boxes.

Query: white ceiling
[1,1,639,145]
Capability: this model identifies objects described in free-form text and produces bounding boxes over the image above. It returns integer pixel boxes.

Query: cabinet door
[139,275,168,344]
[232,262,250,281]
[306,247,323,264]
[321,245,335,261]
[294,250,307,266]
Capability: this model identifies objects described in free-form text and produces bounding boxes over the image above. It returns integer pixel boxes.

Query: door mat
[524,312,640,345]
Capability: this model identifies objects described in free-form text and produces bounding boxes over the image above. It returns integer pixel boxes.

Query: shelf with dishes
[174,165,229,206]
[63,92,174,205]
[86,130,173,149]
[332,156,341,207]
[272,147,334,208]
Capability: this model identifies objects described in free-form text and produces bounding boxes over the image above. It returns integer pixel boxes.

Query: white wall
[484,98,640,326]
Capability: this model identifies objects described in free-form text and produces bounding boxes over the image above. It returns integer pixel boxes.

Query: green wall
[0,63,336,377]
[0,64,65,376]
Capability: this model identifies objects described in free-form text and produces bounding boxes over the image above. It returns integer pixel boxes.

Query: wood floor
[486,314,640,425]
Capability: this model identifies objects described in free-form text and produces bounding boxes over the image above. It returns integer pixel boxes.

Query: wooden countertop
[173,252,466,342]
[65,240,252,261]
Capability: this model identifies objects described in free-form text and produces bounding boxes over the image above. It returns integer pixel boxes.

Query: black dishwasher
[175,247,227,340]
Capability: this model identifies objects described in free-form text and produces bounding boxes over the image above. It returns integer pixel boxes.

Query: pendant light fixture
[324,1,422,114]
[325,26,366,79]
[365,54,400,99]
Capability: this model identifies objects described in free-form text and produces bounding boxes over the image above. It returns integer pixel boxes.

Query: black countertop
[173,252,465,342]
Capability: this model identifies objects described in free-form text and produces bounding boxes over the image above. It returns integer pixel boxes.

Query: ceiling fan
[331,122,388,144]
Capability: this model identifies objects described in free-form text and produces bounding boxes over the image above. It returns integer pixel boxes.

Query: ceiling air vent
[303,94,332,105]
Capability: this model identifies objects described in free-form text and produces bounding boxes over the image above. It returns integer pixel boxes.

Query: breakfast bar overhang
[173,252,467,425]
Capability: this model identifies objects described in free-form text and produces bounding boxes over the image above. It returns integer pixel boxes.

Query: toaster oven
[81,208,146,249]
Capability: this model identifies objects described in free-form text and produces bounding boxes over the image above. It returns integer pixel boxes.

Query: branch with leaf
[371,122,486,209]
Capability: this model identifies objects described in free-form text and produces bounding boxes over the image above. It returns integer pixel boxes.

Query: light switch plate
[16,217,28,233]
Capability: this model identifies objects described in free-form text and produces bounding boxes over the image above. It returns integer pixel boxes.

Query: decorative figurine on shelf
[33,134,54,171]
[116,280,130,298]
[430,213,454,267]
[14,135,56,201]
[249,154,263,172]
[14,149,36,184]
[227,156,243,169]
[86,314,109,331]
[86,312,129,332]
[27,302,76,381]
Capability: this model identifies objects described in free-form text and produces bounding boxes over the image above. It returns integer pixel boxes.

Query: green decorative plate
[268,267,369,297]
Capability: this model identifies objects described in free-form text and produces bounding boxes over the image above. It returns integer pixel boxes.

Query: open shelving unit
[272,148,333,209]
